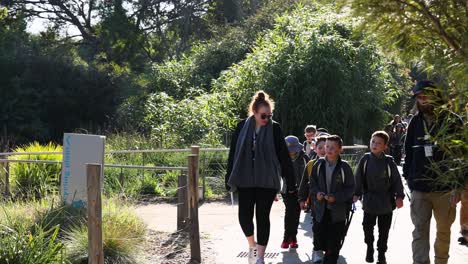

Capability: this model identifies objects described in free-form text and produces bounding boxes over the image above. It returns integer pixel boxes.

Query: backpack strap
[385,156,392,179]
[341,167,345,183]
[363,154,391,179]
[316,160,323,178]
[306,159,315,177]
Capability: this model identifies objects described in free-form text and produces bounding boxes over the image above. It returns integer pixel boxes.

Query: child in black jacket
[354,131,404,264]
[308,135,355,264]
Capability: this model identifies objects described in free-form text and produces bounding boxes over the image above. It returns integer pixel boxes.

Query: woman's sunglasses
[260,113,273,120]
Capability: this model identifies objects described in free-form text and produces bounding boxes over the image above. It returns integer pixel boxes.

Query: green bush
[1,196,146,264]
[0,224,65,264]
[64,198,146,264]
[9,142,62,198]
[213,4,410,142]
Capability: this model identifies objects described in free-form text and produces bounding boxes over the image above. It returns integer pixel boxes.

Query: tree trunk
[224,0,244,23]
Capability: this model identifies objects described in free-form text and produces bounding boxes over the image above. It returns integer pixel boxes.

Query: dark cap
[285,135,303,153]
[412,80,435,98]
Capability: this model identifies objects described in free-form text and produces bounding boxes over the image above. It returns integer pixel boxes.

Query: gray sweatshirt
[354,152,405,215]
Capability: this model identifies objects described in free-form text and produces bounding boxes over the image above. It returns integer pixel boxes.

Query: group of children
[281,125,405,264]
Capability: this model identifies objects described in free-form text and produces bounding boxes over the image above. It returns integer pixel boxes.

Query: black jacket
[286,150,309,193]
[225,119,296,192]
[309,157,355,223]
[403,111,463,192]
[354,153,404,215]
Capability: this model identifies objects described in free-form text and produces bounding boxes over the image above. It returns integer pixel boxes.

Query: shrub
[213,4,410,142]
[0,196,146,264]
[0,224,65,264]
[9,142,62,199]
[64,198,146,264]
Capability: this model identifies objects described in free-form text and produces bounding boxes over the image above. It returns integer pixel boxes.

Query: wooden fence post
[87,164,104,264]
[191,146,202,200]
[177,173,188,231]
[5,158,10,197]
[187,154,201,263]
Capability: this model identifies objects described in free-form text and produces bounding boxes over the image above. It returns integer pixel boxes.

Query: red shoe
[280,240,289,249]
[289,240,298,248]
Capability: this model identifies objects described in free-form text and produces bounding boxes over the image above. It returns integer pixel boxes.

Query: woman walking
[226,90,296,264]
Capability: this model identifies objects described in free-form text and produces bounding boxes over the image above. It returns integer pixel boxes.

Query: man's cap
[285,135,303,153]
[412,80,435,98]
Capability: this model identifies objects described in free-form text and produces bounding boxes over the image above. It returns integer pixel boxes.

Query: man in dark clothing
[389,123,405,165]
[403,80,462,264]
[354,131,404,264]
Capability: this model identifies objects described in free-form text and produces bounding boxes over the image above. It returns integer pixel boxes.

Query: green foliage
[9,142,62,198]
[63,198,146,264]
[344,0,467,189]
[344,0,467,92]
[0,196,146,264]
[117,92,235,148]
[0,19,120,144]
[0,224,65,264]
[214,4,400,141]
[422,87,467,190]
[149,0,313,98]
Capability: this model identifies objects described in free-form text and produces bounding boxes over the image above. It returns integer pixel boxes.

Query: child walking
[354,131,404,264]
[298,135,328,263]
[307,135,355,264]
[281,136,309,249]
[303,125,317,159]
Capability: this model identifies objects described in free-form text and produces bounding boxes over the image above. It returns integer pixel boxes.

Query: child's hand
[300,201,307,210]
[316,192,324,201]
[353,195,359,203]
[396,198,403,208]
[325,194,336,203]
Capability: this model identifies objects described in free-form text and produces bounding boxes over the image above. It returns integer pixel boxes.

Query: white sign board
[61,133,105,208]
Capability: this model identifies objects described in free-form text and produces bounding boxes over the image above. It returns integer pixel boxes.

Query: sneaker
[248,245,258,264]
[458,235,468,245]
[289,240,298,248]
[255,259,265,264]
[312,250,324,263]
[366,246,374,263]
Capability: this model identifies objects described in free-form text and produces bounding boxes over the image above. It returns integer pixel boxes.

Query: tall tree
[1,0,212,61]
[343,0,467,84]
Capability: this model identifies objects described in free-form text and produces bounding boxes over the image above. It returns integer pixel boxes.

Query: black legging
[238,187,277,246]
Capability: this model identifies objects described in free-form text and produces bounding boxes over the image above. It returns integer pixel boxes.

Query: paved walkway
[137,197,467,263]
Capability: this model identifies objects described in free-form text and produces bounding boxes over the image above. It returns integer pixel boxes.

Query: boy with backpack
[298,135,327,262]
[354,131,404,264]
[300,135,355,264]
[281,136,310,249]
[303,125,317,159]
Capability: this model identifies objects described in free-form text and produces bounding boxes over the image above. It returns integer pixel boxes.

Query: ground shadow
[275,250,348,264]
[276,249,310,264]
[160,231,190,259]
[299,212,313,238]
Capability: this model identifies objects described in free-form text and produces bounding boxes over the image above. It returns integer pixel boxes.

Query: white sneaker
[248,245,258,264]
[312,250,324,263]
